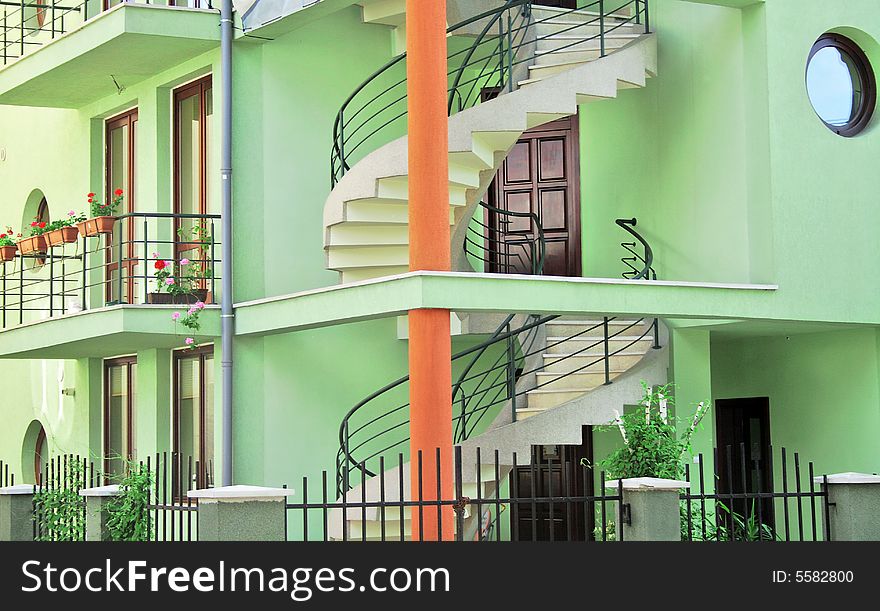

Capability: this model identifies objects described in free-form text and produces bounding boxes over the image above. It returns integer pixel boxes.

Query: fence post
[816,473,880,541]
[0,484,36,541]
[189,485,294,541]
[607,477,689,541]
[80,484,121,541]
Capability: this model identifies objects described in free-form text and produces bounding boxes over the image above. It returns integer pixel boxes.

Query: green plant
[680,500,779,541]
[28,217,49,236]
[0,226,21,246]
[106,462,155,542]
[594,382,708,480]
[34,460,87,541]
[88,188,124,217]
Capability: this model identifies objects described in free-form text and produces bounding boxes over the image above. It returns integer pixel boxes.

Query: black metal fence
[33,454,95,541]
[681,445,831,542]
[0,458,13,486]
[5,451,207,541]
[147,451,211,542]
[0,212,221,329]
[288,446,626,542]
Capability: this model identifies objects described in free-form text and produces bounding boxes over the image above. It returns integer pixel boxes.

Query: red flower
[0,234,6,239]
[114,188,123,197]
[38,222,46,229]
[154,260,167,270]
[30,222,37,227]
[88,198,94,203]
[87,192,95,198]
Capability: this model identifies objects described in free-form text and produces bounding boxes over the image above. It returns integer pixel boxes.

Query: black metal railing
[681,445,831,542]
[1,0,215,67]
[288,445,625,542]
[331,0,650,185]
[336,314,661,497]
[464,201,546,275]
[0,212,221,330]
[616,217,656,280]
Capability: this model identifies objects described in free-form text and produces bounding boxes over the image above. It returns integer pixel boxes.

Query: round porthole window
[806,34,876,136]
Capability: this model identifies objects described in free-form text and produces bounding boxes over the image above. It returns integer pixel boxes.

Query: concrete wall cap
[605,477,691,490]
[79,484,121,497]
[0,484,37,495]
[814,472,880,485]
[188,484,295,500]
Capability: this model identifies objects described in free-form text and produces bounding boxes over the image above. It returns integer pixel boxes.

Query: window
[174,76,214,295]
[105,108,138,304]
[806,34,876,137]
[32,197,49,266]
[104,356,137,482]
[173,345,214,490]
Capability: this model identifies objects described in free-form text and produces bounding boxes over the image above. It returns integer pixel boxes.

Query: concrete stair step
[544,335,652,355]
[540,352,646,375]
[537,32,641,53]
[534,370,624,392]
[339,200,456,225]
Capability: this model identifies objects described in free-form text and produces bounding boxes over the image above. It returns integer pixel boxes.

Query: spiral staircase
[324,1,664,539]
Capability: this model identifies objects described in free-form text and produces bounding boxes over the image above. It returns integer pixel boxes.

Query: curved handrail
[615,217,656,280]
[464,201,546,275]
[331,0,652,185]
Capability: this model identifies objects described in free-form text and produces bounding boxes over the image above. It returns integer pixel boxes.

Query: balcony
[0,1,219,107]
[0,212,222,358]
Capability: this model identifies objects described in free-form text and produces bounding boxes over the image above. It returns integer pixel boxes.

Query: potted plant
[148,225,213,305]
[44,211,86,247]
[17,218,49,255]
[77,189,123,237]
[149,256,210,305]
[0,227,21,262]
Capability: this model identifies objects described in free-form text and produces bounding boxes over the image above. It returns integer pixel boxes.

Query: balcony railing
[0,0,214,67]
[0,212,222,330]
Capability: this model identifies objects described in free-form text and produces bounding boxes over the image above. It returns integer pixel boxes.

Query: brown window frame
[807,33,877,138]
[172,344,214,491]
[103,355,137,482]
[104,107,138,304]
[34,425,47,485]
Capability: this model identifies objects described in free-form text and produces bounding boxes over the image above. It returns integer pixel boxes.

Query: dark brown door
[715,397,774,530]
[488,116,582,277]
[510,427,593,541]
[105,108,137,305]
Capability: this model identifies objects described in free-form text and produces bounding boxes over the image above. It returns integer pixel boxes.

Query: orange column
[407,0,453,541]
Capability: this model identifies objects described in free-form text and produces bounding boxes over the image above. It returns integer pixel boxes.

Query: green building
[0,0,878,541]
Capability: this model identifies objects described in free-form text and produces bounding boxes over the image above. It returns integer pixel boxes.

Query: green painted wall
[711,328,880,476]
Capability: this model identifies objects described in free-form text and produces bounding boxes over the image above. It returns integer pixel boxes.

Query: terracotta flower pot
[0,245,17,262]
[76,216,115,237]
[44,226,80,247]
[147,289,209,305]
[17,235,47,255]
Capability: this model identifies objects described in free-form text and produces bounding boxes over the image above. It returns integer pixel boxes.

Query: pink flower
[152,252,161,259]
[171,312,181,321]
[180,258,190,266]
[185,338,194,345]
[165,278,175,286]
[194,301,205,310]
[68,210,76,217]
[187,306,197,315]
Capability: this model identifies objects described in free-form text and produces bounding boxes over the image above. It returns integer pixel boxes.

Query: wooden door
[510,427,594,541]
[105,108,138,305]
[715,397,774,529]
[488,116,582,277]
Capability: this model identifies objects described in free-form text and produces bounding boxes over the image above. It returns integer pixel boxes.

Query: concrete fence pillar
[189,485,295,541]
[80,484,121,541]
[0,484,36,541]
[815,473,880,541]
[607,477,690,541]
